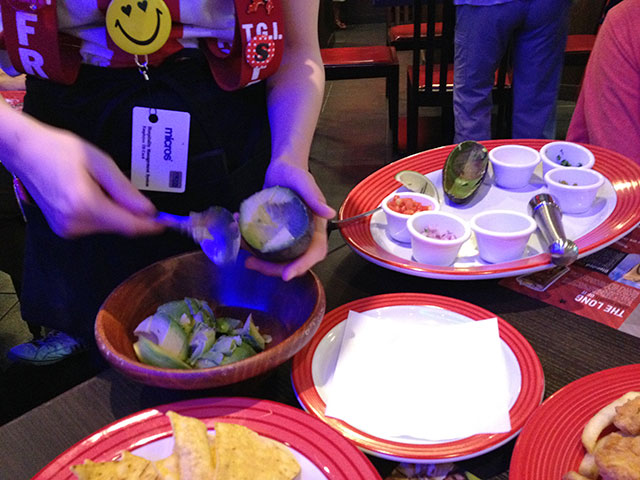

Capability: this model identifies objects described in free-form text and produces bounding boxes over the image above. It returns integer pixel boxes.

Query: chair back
[406,0,456,152]
[410,0,455,104]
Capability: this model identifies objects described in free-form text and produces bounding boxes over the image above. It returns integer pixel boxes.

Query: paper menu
[323,310,513,441]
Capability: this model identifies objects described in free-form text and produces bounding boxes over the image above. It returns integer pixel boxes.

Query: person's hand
[12,121,164,238]
[0,71,26,91]
[244,160,336,281]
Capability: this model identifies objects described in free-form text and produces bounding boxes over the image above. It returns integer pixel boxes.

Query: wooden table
[2,239,640,479]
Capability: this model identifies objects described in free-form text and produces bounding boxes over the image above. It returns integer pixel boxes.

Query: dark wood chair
[406,0,454,153]
[564,34,597,66]
[321,46,400,152]
[405,0,512,153]
[388,20,443,51]
[559,0,609,101]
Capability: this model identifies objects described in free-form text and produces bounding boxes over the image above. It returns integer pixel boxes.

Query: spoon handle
[156,211,213,244]
[155,211,191,231]
[328,206,382,232]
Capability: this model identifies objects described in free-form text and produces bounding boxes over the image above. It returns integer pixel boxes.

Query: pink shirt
[566,0,640,165]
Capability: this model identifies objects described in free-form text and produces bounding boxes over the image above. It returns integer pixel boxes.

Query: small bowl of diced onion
[407,211,470,266]
[381,191,439,243]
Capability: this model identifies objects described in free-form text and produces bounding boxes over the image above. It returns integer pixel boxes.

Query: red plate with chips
[33,397,382,480]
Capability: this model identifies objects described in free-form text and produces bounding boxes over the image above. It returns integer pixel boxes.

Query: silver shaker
[528,194,579,266]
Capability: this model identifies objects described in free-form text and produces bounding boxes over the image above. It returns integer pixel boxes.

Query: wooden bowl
[95,250,325,390]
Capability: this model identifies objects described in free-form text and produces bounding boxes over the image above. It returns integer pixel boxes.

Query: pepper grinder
[528,194,579,266]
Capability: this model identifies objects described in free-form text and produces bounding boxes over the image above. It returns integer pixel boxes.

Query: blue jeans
[453,0,571,142]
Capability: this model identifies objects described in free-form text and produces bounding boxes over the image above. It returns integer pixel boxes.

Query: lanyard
[0,0,82,85]
[0,0,284,89]
[204,0,284,91]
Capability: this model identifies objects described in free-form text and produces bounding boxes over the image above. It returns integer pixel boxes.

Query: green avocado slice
[237,314,267,351]
[133,337,191,369]
[219,342,258,365]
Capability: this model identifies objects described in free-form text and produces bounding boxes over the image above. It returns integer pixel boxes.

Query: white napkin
[323,310,512,440]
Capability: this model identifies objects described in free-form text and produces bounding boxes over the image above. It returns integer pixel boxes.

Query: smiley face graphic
[106,0,172,55]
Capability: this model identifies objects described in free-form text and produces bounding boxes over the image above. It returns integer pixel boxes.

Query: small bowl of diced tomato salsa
[381,191,439,243]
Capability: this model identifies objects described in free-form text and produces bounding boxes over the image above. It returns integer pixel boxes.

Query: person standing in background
[453,0,572,142]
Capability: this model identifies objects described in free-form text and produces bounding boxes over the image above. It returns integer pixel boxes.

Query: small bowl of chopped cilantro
[540,141,595,176]
[544,166,605,214]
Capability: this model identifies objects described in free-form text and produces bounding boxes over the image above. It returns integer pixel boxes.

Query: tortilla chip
[213,422,300,480]
[70,451,158,479]
[154,429,216,480]
[153,454,179,480]
[166,411,214,480]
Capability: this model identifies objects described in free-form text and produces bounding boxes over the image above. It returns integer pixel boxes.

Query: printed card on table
[501,227,640,333]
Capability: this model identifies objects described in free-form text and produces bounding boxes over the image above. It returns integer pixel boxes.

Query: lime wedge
[395,170,440,201]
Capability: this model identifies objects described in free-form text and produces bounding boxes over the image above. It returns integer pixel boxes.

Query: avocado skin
[240,187,314,263]
[443,140,489,204]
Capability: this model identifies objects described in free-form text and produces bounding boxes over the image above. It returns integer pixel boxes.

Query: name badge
[131,107,190,193]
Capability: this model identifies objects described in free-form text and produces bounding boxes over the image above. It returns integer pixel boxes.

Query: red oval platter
[291,293,545,462]
[509,363,640,479]
[33,397,382,480]
[339,139,640,279]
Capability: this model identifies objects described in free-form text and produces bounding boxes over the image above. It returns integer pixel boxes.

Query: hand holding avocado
[241,160,336,281]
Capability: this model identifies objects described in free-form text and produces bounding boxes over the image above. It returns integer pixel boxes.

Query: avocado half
[239,186,313,263]
[442,140,489,204]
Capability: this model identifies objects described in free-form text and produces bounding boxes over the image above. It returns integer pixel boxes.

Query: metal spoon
[328,174,440,232]
[156,207,241,265]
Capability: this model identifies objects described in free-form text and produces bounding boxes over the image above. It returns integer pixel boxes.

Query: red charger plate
[509,364,640,479]
[33,397,382,480]
[339,140,640,279]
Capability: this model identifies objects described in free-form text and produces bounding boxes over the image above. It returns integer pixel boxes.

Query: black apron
[19,49,271,345]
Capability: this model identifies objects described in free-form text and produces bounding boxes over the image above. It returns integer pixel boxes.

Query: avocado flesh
[188,323,217,364]
[133,298,267,370]
[239,314,266,351]
[193,350,225,368]
[220,342,257,365]
[216,316,242,334]
[134,314,188,361]
[239,186,313,262]
[241,204,276,250]
[134,337,191,369]
[156,300,192,323]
